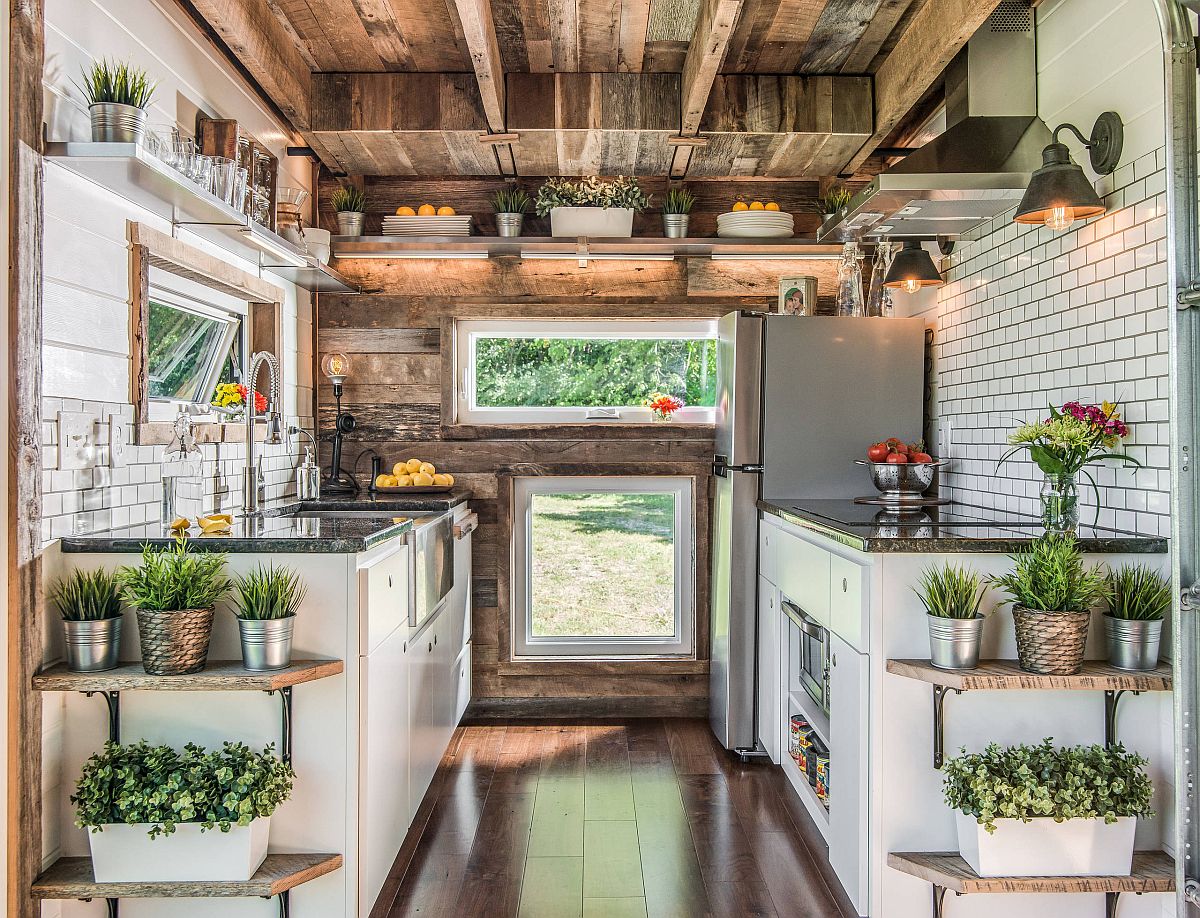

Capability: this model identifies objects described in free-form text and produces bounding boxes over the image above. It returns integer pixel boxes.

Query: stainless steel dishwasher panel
[411,512,455,630]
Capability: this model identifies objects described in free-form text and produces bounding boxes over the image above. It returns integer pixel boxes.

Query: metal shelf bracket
[263,889,290,918]
[932,684,962,769]
[1104,689,1141,747]
[267,686,294,765]
[83,690,121,744]
[932,884,950,918]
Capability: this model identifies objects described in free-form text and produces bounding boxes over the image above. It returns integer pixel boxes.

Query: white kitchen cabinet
[756,576,781,761]
[775,526,831,627]
[829,552,868,653]
[828,633,869,915]
[453,644,472,724]
[759,522,778,586]
[449,510,474,655]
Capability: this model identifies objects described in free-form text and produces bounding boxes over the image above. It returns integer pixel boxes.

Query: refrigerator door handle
[713,455,764,477]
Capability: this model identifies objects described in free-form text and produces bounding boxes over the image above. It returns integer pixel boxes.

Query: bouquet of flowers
[645,393,685,422]
[212,382,267,415]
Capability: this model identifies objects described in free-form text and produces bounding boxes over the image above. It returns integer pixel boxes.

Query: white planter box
[88,817,270,882]
[550,207,635,238]
[955,811,1135,877]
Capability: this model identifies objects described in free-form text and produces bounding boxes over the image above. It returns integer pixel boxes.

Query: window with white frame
[455,319,718,424]
[512,476,695,658]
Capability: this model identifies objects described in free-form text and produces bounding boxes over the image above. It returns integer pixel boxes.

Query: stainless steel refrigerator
[709,312,926,752]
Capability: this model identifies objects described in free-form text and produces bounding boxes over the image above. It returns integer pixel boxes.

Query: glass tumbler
[210,156,238,206]
[170,137,195,178]
[231,166,250,214]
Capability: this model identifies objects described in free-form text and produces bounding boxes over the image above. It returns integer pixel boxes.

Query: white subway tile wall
[926,147,1169,536]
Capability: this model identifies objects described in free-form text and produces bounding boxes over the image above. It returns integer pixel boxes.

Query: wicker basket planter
[135,607,214,675]
[1012,604,1091,675]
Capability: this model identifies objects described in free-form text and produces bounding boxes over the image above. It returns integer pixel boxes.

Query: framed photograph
[778,276,818,315]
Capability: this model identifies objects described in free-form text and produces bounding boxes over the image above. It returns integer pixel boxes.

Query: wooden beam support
[671,0,744,175]
[843,0,1004,174]
[449,0,507,134]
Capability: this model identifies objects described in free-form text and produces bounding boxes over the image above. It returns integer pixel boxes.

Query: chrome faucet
[243,351,284,516]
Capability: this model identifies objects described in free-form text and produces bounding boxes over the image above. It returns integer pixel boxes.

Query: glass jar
[1040,473,1080,532]
[835,241,866,317]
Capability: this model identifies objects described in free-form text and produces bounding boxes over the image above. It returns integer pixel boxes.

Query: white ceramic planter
[550,206,635,237]
[88,817,270,882]
[955,811,1135,877]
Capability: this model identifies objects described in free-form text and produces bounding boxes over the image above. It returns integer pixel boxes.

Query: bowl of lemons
[374,458,456,493]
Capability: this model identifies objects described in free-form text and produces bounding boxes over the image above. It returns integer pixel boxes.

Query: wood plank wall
[316,175,845,717]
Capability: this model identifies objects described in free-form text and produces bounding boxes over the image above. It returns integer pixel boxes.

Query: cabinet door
[829,553,867,653]
[775,529,831,628]
[827,633,869,916]
[358,543,411,655]
[407,624,440,813]
[432,607,457,751]
[449,521,473,656]
[756,577,780,762]
[453,645,472,724]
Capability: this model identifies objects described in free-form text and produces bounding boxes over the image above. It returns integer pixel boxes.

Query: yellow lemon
[765,202,780,211]
[405,458,423,474]
[749,201,765,210]
[375,474,394,488]
[170,517,190,532]
[412,472,435,487]
[419,461,436,476]
[395,206,416,216]
[392,461,408,478]
[395,474,413,487]
[437,206,456,216]
[417,204,436,216]
[443,473,455,487]
[732,201,749,212]
[432,473,451,487]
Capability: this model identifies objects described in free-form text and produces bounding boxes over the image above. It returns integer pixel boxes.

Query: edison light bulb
[1044,205,1076,232]
[903,278,921,294]
[321,352,351,384]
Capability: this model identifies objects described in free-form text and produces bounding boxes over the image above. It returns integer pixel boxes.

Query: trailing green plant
[232,565,307,621]
[117,539,230,612]
[914,563,985,619]
[1107,564,1171,621]
[72,740,294,838]
[943,739,1154,833]
[330,185,366,214]
[77,60,156,109]
[662,187,696,215]
[816,184,852,215]
[51,569,123,622]
[989,532,1109,612]
[535,176,651,216]
[492,187,531,214]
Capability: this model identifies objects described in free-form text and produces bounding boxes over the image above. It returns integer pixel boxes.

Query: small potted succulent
[944,739,1153,877]
[662,187,696,238]
[73,740,294,882]
[1105,564,1170,671]
[78,59,157,144]
[492,187,531,237]
[989,533,1109,675]
[232,564,306,671]
[536,176,651,238]
[51,569,124,673]
[914,563,986,670]
[117,539,230,675]
[330,185,367,237]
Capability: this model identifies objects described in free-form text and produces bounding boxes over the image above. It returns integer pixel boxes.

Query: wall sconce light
[320,353,358,495]
[1014,111,1124,232]
[883,240,943,294]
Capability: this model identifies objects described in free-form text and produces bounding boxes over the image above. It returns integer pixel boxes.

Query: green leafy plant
[662,187,696,215]
[72,741,294,838]
[989,533,1109,612]
[816,184,852,215]
[232,565,306,621]
[492,187,531,214]
[914,563,985,619]
[77,60,156,109]
[1107,564,1171,621]
[943,739,1153,833]
[51,569,123,622]
[330,186,366,214]
[117,539,230,612]
[535,176,652,216]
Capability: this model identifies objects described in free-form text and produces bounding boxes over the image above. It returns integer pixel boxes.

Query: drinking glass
[210,156,238,206]
[190,154,214,193]
[170,137,195,178]
[231,166,250,214]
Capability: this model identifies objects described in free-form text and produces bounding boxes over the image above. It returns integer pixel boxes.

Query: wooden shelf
[31,853,343,900]
[887,850,1175,895]
[886,659,1173,692]
[33,659,344,693]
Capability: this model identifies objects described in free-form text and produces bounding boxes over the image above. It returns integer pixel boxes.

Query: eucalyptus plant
[330,186,366,214]
[232,565,306,621]
[989,533,1109,612]
[51,569,123,622]
[77,60,156,109]
[72,741,294,838]
[117,539,230,612]
[662,187,697,215]
[914,563,985,619]
[492,187,531,215]
[535,176,651,216]
[943,739,1154,833]
[1107,564,1172,621]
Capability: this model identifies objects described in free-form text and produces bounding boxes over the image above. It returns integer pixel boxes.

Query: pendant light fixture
[1014,111,1123,232]
[883,239,942,294]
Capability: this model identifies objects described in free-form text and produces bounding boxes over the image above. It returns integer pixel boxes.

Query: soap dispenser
[161,410,204,527]
[297,446,320,500]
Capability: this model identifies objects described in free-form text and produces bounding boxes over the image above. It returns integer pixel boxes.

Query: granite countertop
[759,498,1168,554]
[308,490,471,512]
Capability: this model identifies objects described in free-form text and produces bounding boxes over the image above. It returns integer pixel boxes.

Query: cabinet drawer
[359,544,410,654]
[829,553,867,652]
[775,529,830,627]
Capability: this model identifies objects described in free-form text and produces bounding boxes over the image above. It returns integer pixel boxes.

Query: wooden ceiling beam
[842,0,1004,174]
[672,0,745,176]
[450,0,507,134]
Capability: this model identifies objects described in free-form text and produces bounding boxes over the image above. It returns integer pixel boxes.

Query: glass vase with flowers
[645,393,685,423]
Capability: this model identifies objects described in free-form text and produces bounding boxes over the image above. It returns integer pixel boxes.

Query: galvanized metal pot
[496,213,524,237]
[927,614,984,670]
[90,103,148,144]
[663,214,689,238]
[238,617,295,671]
[63,616,123,673]
[336,212,365,236]
[136,607,214,675]
[1105,615,1162,671]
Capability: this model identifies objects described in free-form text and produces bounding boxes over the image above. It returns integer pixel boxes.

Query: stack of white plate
[382,215,473,236]
[716,210,794,238]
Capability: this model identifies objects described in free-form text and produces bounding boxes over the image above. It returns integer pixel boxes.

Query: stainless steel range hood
[820,2,1052,241]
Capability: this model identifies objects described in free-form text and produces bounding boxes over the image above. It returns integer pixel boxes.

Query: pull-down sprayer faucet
[243,351,283,516]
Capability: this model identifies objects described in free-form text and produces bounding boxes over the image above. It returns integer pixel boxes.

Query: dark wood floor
[371,718,858,918]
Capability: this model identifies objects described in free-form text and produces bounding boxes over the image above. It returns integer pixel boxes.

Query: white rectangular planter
[549,207,635,238]
[955,811,1135,877]
[88,817,270,882]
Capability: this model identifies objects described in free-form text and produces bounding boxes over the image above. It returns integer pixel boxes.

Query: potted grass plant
[51,569,124,673]
[73,740,294,882]
[990,533,1109,675]
[1105,564,1171,671]
[330,185,367,237]
[536,176,651,238]
[944,739,1153,877]
[232,565,306,671]
[817,184,853,223]
[492,187,531,237]
[117,539,230,675]
[914,563,986,670]
[78,59,156,144]
[662,187,696,238]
